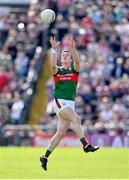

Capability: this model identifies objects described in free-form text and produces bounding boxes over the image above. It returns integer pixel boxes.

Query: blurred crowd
[46,0,129,134]
[0,1,46,127]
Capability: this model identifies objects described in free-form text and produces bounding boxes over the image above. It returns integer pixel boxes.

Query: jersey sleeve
[71,65,79,74]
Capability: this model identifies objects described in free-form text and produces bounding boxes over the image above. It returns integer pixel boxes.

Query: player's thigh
[57,115,71,133]
[59,106,80,124]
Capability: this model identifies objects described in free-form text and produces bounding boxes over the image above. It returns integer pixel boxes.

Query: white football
[40,9,56,24]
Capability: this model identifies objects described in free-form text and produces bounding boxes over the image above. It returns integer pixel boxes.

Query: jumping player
[40,35,99,171]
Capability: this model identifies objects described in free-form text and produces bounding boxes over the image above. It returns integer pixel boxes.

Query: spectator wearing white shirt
[10,92,24,124]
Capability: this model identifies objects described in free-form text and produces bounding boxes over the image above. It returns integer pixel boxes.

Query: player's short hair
[61,49,70,54]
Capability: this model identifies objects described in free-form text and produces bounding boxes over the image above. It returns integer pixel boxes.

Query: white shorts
[53,98,75,116]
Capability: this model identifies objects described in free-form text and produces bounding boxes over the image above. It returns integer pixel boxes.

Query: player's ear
[70,57,73,63]
[70,53,73,61]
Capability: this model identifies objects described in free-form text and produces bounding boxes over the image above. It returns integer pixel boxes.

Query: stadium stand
[46,0,129,134]
[0,1,46,126]
[0,0,129,146]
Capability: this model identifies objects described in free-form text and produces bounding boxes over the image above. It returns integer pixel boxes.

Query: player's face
[61,51,72,65]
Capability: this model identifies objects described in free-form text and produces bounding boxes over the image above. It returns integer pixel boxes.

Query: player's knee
[73,114,81,124]
[57,130,66,138]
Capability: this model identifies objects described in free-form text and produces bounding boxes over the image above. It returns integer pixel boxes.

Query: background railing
[0,124,129,147]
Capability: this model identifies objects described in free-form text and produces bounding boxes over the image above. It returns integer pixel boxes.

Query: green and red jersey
[53,65,79,101]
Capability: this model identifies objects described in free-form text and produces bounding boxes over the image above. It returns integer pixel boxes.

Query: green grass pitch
[0,147,128,179]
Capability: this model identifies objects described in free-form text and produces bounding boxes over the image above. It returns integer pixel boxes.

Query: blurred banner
[32,133,129,147]
[0,0,31,5]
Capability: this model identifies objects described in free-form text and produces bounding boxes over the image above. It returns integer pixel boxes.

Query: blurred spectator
[0,67,9,91]
[10,92,24,124]
[0,103,10,127]
[14,51,29,79]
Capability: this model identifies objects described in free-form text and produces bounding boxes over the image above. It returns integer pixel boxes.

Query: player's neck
[62,64,70,70]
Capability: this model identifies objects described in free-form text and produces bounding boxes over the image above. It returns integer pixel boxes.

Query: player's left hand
[67,35,75,48]
[49,36,60,49]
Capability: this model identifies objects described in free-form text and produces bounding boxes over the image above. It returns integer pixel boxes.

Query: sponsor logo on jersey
[54,73,78,82]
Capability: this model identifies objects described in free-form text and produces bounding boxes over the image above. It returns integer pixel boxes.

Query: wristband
[51,48,57,53]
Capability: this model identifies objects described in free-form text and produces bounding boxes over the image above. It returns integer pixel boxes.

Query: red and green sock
[44,149,51,158]
[80,137,88,148]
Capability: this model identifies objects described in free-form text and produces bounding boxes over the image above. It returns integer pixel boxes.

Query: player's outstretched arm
[68,35,80,72]
[49,36,60,75]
